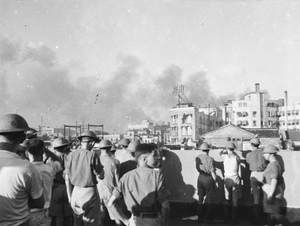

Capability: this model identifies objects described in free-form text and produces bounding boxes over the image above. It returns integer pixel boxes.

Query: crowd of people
[0,114,169,226]
[0,113,291,226]
[195,138,291,226]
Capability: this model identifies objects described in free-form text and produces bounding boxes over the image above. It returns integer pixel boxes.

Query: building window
[187,126,192,135]
[253,120,257,126]
[252,111,257,117]
[238,103,243,107]
[242,112,248,117]
[243,102,247,107]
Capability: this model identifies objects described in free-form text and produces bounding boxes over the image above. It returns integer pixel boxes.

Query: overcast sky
[1,0,300,133]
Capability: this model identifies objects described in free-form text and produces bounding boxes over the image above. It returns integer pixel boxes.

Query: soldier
[110,144,117,158]
[49,138,73,226]
[116,138,131,163]
[219,142,242,224]
[27,138,61,226]
[0,114,44,225]
[246,137,266,225]
[64,131,104,226]
[96,139,129,226]
[108,143,171,226]
[195,142,218,224]
[262,145,290,226]
[119,140,140,179]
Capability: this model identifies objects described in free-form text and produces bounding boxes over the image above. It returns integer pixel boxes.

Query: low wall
[163,149,300,222]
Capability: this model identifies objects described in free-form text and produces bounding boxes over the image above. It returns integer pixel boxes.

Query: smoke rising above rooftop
[0,36,234,133]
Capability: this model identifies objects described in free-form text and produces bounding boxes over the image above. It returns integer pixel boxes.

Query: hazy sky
[1,0,300,132]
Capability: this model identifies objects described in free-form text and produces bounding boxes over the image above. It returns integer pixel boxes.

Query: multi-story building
[169,103,223,146]
[169,83,289,147]
[170,103,197,146]
[278,104,300,131]
[225,83,283,129]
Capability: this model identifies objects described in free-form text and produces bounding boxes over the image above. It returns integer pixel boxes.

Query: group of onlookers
[0,113,292,226]
[0,113,170,226]
[195,138,291,226]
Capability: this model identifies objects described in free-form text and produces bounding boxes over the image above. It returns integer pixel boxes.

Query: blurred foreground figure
[0,114,44,226]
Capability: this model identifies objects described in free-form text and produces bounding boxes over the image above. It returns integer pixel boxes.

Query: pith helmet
[250,137,260,145]
[263,145,279,154]
[0,114,29,133]
[199,142,210,151]
[127,140,141,153]
[78,131,99,142]
[99,139,112,149]
[225,142,235,150]
[119,138,130,147]
[52,137,69,149]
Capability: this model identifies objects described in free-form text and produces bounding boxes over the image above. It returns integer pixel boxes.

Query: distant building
[169,103,224,146]
[201,123,280,151]
[103,134,122,144]
[125,120,170,143]
[168,83,290,147]
[224,83,283,129]
[278,103,300,131]
[127,120,154,130]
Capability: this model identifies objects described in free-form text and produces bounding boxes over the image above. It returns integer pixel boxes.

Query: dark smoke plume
[0,36,234,133]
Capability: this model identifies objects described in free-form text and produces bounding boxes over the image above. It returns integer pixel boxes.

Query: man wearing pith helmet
[0,114,45,226]
[219,142,242,224]
[116,138,131,163]
[261,145,290,226]
[195,142,218,224]
[246,137,266,225]
[50,137,73,226]
[96,139,129,226]
[64,131,104,226]
[119,140,140,179]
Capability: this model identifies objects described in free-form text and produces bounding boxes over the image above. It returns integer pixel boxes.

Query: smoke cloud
[0,36,234,133]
